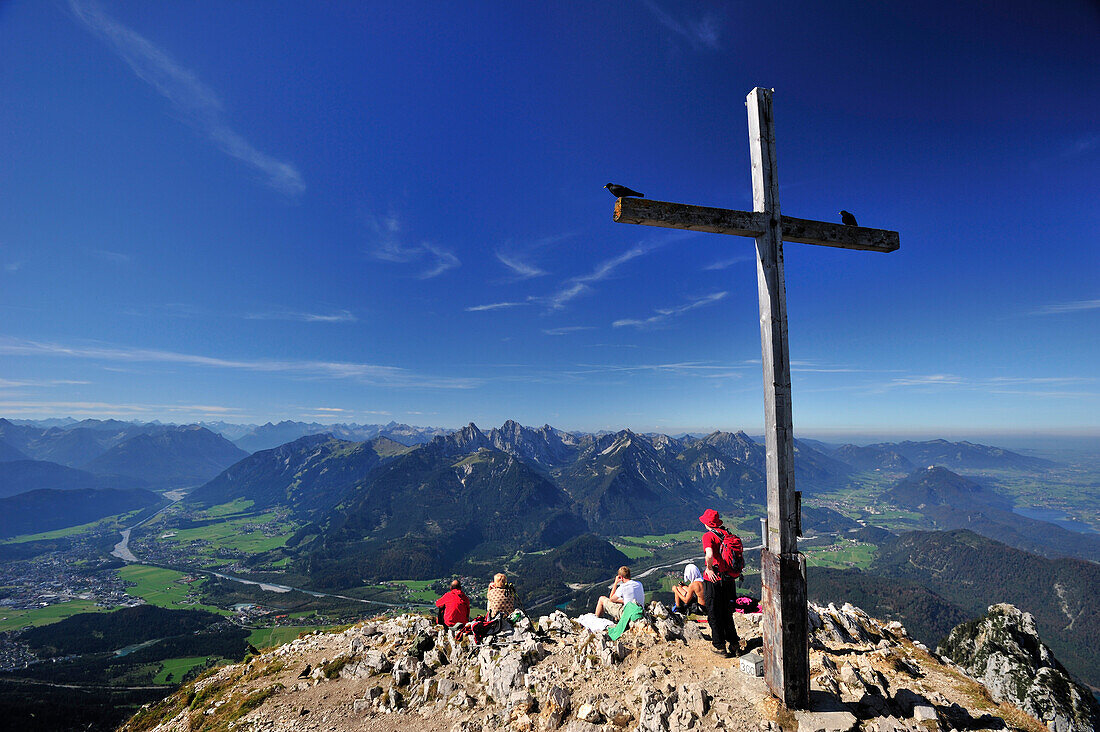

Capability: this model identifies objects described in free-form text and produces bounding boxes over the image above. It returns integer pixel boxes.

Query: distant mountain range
[3,415,1082,590]
[855,438,1056,471]
[83,426,247,489]
[227,420,451,453]
[0,420,247,489]
[4,416,1057,472]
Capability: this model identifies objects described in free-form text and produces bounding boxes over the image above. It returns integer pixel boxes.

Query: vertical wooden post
[747,87,809,709]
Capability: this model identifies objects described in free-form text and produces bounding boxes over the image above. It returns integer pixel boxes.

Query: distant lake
[1012,506,1098,535]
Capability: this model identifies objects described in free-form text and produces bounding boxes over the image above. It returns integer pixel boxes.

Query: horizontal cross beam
[614,197,899,253]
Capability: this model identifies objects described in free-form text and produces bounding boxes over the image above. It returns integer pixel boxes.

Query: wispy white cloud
[0,337,478,389]
[494,232,575,281]
[543,326,596,336]
[68,0,304,196]
[90,249,130,264]
[545,282,588,310]
[542,243,656,310]
[0,399,243,417]
[496,251,546,280]
[126,302,357,323]
[293,406,393,419]
[365,214,459,279]
[866,372,1098,399]
[887,374,966,387]
[466,302,525,312]
[568,361,744,380]
[703,255,750,271]
[3,262,22,273]
[420,243,461,279]
[244,309,357,323]
[983,389,1099,399]
[641,0,722,50]
[1031,298,1100,315]
[613,291,728,329]
[987,376,1094,385]
[0,378,91,388]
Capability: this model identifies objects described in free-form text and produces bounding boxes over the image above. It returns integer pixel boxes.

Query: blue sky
[0,0,1097,436]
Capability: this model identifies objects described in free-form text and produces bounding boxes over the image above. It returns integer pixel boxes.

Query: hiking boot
[710,645,729,657]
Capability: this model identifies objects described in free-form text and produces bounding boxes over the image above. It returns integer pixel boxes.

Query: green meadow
[612,543,653,560]
[156,510,297,556]
[0,600,111,633]
[803,542,877,570]
[117,565,227,614]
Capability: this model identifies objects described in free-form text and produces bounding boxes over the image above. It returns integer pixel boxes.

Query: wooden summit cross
[611,87,899,708]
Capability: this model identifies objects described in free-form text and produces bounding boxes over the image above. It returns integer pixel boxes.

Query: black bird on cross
[605,183,644,198]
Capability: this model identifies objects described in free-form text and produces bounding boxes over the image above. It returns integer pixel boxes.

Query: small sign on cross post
[610,87,899,708]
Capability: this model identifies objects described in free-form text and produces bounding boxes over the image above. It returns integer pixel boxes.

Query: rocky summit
[120,601,1062,732]
[938,603,1100,732]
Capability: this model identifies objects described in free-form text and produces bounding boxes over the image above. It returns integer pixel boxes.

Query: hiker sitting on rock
[486,572,518,619]
[672,563,705,615]
[593,566,644,621]
[435,579,471,627]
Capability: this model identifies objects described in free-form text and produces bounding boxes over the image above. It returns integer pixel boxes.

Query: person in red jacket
[435,579,470,627]
[700,508,743,657]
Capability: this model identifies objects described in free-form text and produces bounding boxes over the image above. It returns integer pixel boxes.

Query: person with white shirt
[593,566,644,621]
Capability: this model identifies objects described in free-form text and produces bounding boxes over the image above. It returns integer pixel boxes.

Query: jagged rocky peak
[488,420,577,469]
[648,433,684,454]
[938,603,1100,732]
[432,422,491,455]
[592,429,663,462]
[127,600,1064,732]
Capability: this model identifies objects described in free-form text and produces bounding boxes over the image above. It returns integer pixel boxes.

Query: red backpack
[709,527,744,577]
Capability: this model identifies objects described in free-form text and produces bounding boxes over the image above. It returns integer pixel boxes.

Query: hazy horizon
[6,413,1098,452]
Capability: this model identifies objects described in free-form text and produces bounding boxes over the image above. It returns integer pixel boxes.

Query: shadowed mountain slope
[84,426,248,489]
[187,434,410,514]
[0,439,27,462]
[305,444,587,587]
[0,460,150,499]
[832,443,914,471]
[0,487,164,538]
[553,430,712,534]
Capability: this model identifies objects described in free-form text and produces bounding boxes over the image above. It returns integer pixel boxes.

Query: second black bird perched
[840,210,858,226]
[605,183,644,198]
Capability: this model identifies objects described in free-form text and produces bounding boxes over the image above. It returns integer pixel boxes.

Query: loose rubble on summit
[123,601,1052,732]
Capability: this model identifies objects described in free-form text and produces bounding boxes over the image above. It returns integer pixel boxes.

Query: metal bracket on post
[794,491,802,538]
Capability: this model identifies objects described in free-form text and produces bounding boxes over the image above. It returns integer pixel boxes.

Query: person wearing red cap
[699,508,743,656]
